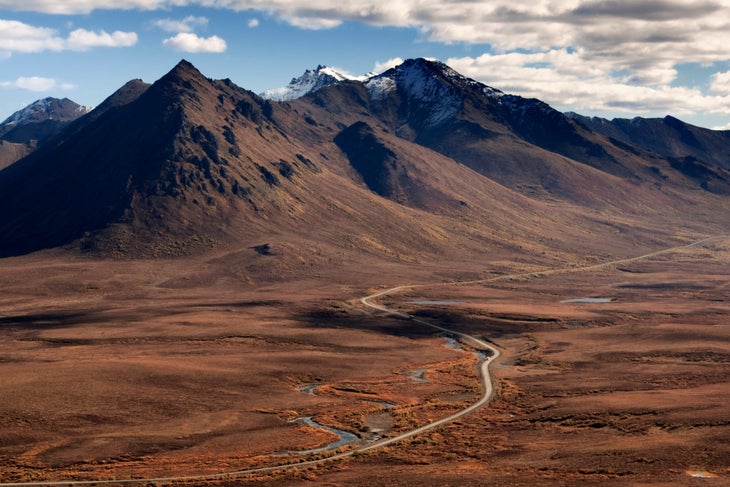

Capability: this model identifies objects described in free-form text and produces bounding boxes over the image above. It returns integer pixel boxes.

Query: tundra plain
[1,237,727,486]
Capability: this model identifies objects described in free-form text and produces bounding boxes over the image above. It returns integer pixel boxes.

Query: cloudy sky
[2,1,730,129]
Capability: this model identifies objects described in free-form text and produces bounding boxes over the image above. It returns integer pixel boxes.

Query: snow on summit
[366,58,465,126]
[261,58,508,129]
[261,65,365,101]
[1,98,91,127]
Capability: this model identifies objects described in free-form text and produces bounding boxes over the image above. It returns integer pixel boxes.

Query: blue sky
[2,1,730,130]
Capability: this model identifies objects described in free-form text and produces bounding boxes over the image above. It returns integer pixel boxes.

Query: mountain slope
[354,59,637,194]
[0,140,31,170]
[567,113,730,194]
[0,62,343,257]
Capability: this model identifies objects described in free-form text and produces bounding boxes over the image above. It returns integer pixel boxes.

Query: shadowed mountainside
[569,113,730,170]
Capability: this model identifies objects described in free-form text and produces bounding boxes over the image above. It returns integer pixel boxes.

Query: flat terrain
[0,238,728,485]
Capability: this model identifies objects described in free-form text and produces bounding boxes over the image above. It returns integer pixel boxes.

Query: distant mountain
[0,97,91,144]
[261,65,363,101]
[1,58,728,261]
[567,113,730,170]
[0,97,92,168]
[0,97,90,126]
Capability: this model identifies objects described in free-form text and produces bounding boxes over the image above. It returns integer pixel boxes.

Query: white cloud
[0,19,64,52]
[153,15,208,33]
[373,57,403,74]
[162,32,227,53]
[279,15,342,30]
[247,18,260,28]
[0,0,171,14]
[711,121,730,131]
[0,76,73,91]
[447,51,730,117]
[710,71,730,94]
[66,29,138,50]
[0,19,137,53]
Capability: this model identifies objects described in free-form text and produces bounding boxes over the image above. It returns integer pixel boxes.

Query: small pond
[298,384,321,396]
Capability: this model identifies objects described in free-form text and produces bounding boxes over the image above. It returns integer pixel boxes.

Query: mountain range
[0,58,728,265]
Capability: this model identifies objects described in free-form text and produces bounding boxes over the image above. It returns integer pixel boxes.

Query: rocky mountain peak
[168,59,204,79]
[145,59,212,102]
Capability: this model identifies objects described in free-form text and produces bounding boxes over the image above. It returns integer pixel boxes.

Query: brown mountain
[0,59,728,264]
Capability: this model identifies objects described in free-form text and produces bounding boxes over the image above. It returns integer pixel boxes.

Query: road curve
[2,235,727,487]
[356,299,500,452]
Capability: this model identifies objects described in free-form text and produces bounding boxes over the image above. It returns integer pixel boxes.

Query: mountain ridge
[568,112,730,170]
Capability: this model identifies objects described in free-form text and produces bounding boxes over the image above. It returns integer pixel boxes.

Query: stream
[285,416,359,455]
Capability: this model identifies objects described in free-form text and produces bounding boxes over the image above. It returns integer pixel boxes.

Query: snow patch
[482,85,504,98]
[365,76,396,101]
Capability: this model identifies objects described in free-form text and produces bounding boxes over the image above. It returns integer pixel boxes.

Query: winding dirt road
[1,235,726,486]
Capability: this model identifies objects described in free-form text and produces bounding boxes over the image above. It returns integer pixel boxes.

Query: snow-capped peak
[364,58,467,126]
[313,65,351,82]
[261,65,364,102]
[1,97,92,127]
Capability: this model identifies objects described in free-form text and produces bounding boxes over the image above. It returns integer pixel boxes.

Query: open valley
[1,236,727,486]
